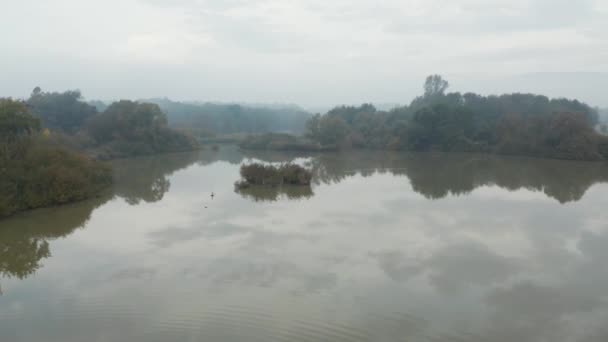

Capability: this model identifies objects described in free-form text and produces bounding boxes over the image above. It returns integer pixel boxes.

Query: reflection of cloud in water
[370,251,423,282]
[371,241,521,293]
[3,148,608,341]
[108,267,157,281]
[484,282,599,342]
[425,242,521,293]
[147,223,251,248]
[202,257,296,288]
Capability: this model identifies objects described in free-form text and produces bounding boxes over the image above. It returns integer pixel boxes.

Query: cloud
[385,0,598,34]
[0,0,607,105]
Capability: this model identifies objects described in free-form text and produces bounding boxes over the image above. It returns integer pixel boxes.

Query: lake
[1,146,608,342]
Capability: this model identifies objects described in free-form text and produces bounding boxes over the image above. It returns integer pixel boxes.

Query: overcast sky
[1,0,607,108]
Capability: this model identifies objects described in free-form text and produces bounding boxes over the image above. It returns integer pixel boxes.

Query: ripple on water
[0,290,485,342]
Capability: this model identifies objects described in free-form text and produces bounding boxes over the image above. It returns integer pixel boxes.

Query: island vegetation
[242,76,608,161]
[234,163,313,202]
[235,163,312,188]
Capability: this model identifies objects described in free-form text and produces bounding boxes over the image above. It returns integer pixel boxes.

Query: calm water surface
[1,146,608,342]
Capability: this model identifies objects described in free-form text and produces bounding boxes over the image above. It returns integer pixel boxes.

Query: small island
[235,163,312,188]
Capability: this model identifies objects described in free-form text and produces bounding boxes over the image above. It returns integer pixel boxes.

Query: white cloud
[0,0,606,106]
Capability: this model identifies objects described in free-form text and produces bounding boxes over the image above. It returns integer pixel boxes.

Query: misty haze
[1,1,608,342]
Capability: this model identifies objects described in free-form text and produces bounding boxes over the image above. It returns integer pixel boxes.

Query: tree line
[304,75,608,161]
[0,89,200,217]
[27,89,199,159]
[2,77,605,217]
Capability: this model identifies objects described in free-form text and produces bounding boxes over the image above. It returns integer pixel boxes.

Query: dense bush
[86,100,199,159]
[23,90,200,159]
[236,163,312,187]
[0,99,111,218]
[27,88,98,133]
[0,145,112,217]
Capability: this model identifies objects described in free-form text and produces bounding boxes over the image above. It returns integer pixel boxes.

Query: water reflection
[111,152,203,204]
[1,148,608,342]
[230,149,608,204]
[0,195,108,292]
[1,149,607,285]
[0,152,206,289]
[308,151,608,204]
[235,184,314,202]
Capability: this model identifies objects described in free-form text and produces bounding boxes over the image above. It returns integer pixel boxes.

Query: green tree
[86,100,198,158]
[87,100,168,143]
[424,74,449,97]
[27,88,98,133]
[298,75,608,160]
[318,116,350,146]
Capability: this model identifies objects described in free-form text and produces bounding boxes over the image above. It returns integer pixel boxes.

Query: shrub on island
[235,163,312,188]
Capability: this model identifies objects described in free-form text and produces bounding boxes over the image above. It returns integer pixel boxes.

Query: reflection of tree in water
[227,148,608,203]
[0,151,206,292]
[235,184,314,202]
[308,151,608,204]
[3,148,605,291]
[112,147,304,205]
[0,195,109,293]
[111,151,203,204]
[0,238,49,281]
[404,154,608,203]
[135,148,607,205]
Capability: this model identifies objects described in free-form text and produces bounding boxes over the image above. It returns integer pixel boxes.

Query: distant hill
[142,98,313,137]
